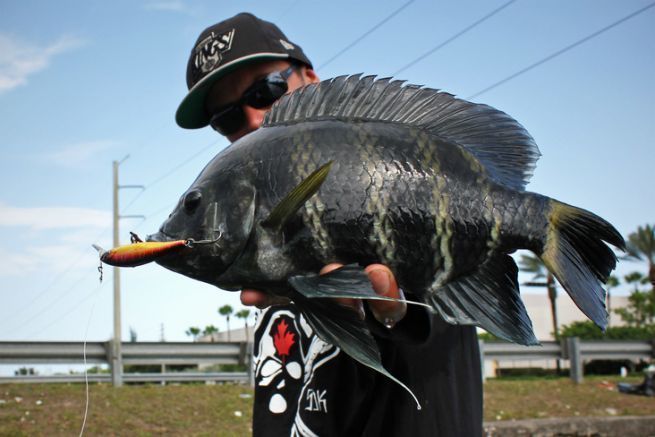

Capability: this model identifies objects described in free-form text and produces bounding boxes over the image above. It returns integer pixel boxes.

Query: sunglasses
[209,66,296,136]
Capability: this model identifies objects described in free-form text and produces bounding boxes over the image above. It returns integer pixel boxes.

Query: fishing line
[79,279,105,437]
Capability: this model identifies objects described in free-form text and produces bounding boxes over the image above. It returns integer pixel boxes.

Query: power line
[317,0,416,70]
[24,280,109,340]
[0,226,111,332]
[392,0,517,77]
[146,139,221,189]
[7,269,100,337]
[120,138,221,215]
[467,1,655,100]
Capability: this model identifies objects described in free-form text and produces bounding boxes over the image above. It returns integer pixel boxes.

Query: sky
[0,0,653,368]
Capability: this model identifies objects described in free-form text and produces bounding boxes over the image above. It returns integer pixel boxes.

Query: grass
[0,382,254,436]
[1,376,654,435]
[483,375,655,422]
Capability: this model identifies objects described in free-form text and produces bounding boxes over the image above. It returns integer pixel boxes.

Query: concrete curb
[483,415,655,436]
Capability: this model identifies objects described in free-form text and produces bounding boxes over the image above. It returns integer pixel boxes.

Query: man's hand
[240,264,407,328]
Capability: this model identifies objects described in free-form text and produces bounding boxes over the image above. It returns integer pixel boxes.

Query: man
[176,13,482,436]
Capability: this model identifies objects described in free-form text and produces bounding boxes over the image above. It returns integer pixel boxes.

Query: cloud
[144,0,188,12]
[44,140,116,168]
[0,203,110,231]
[0,248,37,275]
[0,240,103,277]
[0,33,85,94]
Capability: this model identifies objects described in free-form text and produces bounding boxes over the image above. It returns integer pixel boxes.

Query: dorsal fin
[264,75,541,190]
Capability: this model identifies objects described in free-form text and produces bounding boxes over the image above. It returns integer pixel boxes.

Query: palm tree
[625,224,655,288]
[185,326,201,342]
[218,304,234,342]
[236,309,251,343]
[605,275,619,325]
[519,254,559,340]
[614,271,653,327]
[202,325,219,342]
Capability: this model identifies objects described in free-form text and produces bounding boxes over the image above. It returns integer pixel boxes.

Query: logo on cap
[193,29,235,79]
[279,39,295,51]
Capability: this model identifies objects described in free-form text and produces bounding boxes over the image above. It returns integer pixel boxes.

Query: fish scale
[290,132,333,262]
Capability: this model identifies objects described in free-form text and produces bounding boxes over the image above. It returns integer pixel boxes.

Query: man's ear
[303,67,320,84]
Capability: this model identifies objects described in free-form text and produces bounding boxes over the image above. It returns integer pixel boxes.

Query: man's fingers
[365,264,407,328]
[320,263,365,319]
[240,289,290,309]
[240,263,405,326]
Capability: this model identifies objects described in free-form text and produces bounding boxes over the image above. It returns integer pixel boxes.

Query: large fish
[96,75,624,404]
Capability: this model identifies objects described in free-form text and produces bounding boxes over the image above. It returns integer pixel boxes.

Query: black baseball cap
[176,12,313,129]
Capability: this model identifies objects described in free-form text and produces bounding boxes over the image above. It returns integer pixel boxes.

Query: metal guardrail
[0,341,252,385]
[1,339,652,384]
[479,338,654,383]
[0,372,249,384]
[480,340,562,360]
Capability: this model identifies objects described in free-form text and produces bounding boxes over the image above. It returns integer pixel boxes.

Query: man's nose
[241,104,266,133]
[227,104,267,142]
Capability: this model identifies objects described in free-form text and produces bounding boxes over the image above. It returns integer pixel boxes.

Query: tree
[185,326,201,342]
[236,309,251,343]
[614,271,655,327]
[219,304,234,342]
[519,254,559,340]
[624,224,655,288]
[202,325,219,342]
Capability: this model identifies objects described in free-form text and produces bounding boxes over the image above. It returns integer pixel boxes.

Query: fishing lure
[93,232,221,267]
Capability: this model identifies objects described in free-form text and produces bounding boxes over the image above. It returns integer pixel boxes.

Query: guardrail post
[106,339,123,387]
[567,337,583,384]
[161,364,166,386]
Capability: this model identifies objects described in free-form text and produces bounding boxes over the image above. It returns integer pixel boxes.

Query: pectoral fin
[261,161,333,231]
[289,264,430,309]
[292,292,421,409]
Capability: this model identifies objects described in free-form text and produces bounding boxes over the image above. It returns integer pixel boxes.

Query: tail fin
[540,200,626,330]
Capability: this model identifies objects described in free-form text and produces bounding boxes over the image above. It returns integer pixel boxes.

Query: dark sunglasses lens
[245,76,289,109]
[210,105,244,136]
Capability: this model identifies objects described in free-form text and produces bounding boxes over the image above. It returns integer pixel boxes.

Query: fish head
[146,172,256,288]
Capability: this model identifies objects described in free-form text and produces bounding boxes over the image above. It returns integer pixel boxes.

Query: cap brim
[176,53,291,129]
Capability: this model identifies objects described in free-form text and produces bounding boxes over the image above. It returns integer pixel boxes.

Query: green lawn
[1,377,653,436]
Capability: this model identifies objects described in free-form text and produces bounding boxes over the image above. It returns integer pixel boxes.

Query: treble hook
[184,231,223,248]
[130,232,143,243]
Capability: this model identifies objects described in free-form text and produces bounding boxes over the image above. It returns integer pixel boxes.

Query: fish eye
[183,190,202,213]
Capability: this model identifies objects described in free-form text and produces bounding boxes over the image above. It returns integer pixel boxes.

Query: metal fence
[0,341,252,385]
[0,339,652,384]
[479,338,654,383]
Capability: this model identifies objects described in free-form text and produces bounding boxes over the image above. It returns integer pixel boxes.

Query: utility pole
[111,156,144,387]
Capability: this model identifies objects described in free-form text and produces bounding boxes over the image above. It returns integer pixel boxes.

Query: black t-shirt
[252,305,482,437]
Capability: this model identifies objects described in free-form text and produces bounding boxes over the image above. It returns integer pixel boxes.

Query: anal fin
[291,293,422,410]
[427,255,539,345]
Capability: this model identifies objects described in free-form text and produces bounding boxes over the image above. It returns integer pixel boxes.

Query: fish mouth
[145,228,231,282]
[145,229,223,248]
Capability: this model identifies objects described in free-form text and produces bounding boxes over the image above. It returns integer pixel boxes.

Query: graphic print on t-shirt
[253,307,340,435]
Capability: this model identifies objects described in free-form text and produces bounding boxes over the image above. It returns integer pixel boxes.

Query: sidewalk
[484,415,655,436]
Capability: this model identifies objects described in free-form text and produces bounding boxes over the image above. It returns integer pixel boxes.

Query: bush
[477,332,503,341]
[560,321,655,340]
